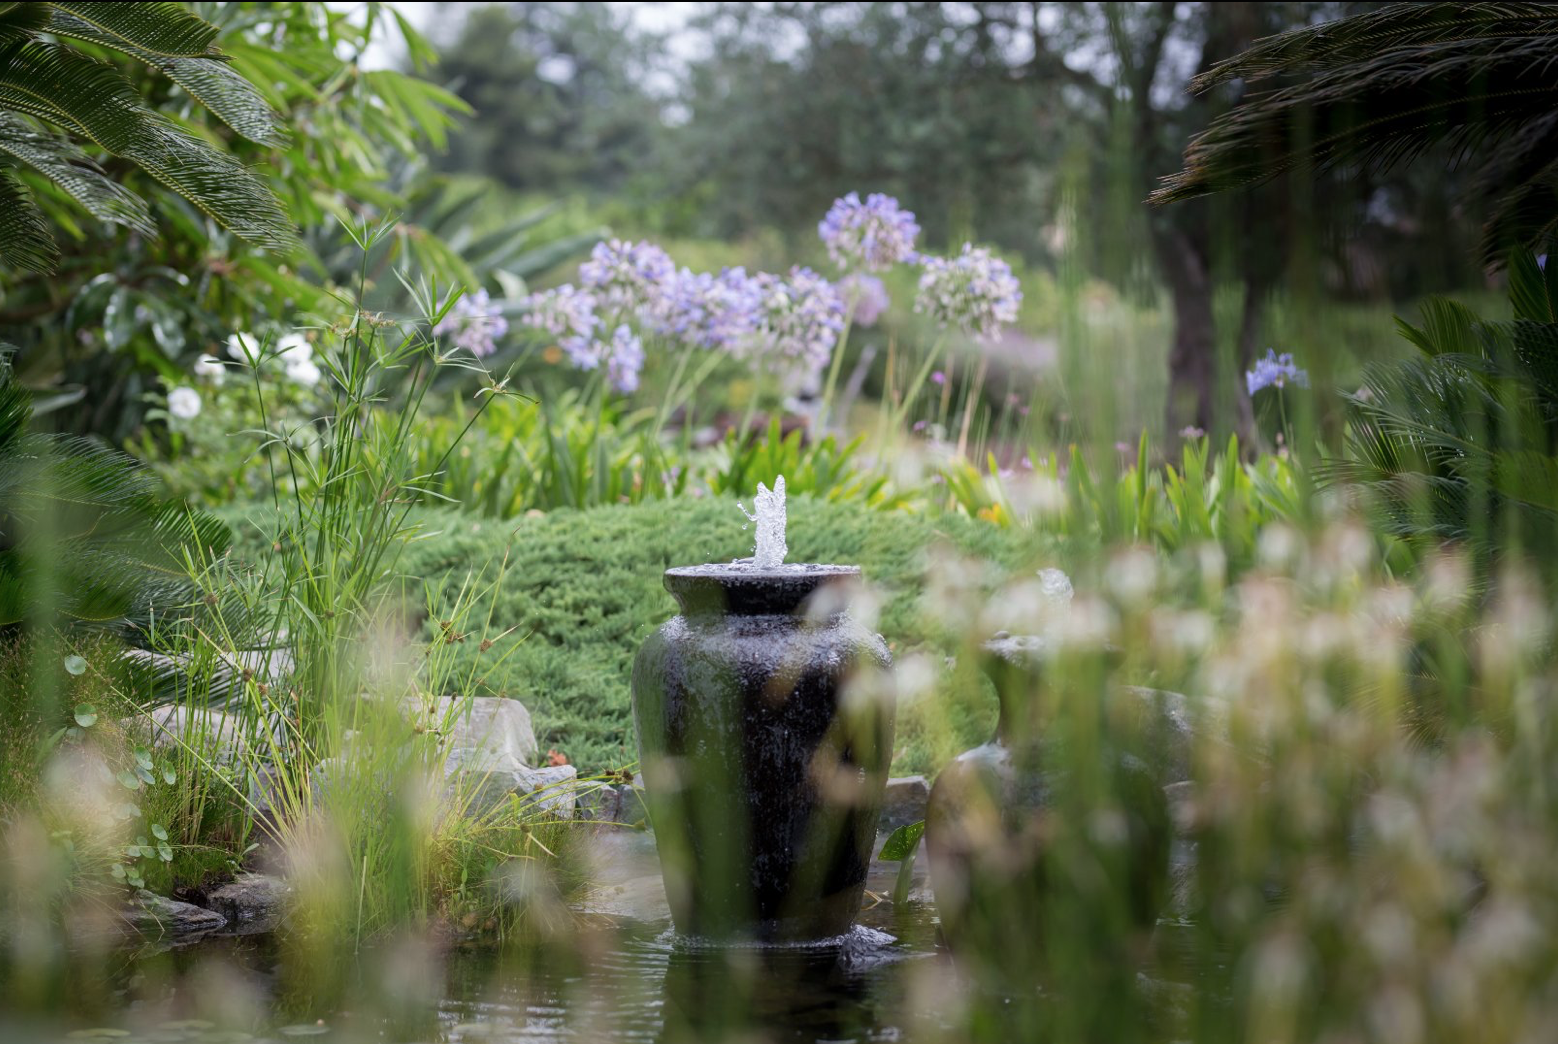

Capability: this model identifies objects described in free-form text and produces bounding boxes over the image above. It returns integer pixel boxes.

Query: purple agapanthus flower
[654,267,760,350]
[434,288,510,358]
[522,284,596,338]
[819,192,920,271]
[914,244,1022,341]
[605,325,645,393]
[840,272,890,327]
[735,267,847,391]
[578,239,677,316]
[1245,349,1310,396]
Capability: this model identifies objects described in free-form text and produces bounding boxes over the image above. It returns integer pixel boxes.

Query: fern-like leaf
[0,163,55,271]
[0,111,153,233]
[45,2,220,60]
[46,4,287,146]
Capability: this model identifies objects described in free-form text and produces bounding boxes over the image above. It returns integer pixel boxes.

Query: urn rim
[663,563,862,616]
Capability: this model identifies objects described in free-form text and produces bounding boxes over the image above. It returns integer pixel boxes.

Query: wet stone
[120,890,227,940]
[879,775,929,828]
[206,873,289,934]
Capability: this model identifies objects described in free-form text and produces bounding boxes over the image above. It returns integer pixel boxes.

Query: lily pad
[74,704,98,727]
[63,654,88,676]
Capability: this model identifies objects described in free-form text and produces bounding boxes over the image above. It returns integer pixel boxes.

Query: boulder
[442,749,578,818]
[880,775,930,828]
[120,890,226,939]
[579,782,648,826]
[403,696,538,769]
[138,705,251,760]
[206,873,289,934]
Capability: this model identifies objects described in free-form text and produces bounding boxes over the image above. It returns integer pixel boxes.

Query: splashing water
[738,475,788,568]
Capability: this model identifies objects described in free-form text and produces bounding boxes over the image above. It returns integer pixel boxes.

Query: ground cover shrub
[223,494,1051,774]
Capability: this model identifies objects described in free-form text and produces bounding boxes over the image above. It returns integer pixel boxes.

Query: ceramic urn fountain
[631,477,895,941]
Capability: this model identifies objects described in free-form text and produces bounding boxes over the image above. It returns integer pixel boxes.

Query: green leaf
[1509,250,1557,323]
[72,703,96,727]
[0,165,57,272]
[63,654,87,675]
[150,823,167,841]
[116,770,141,791]
[0,112,154,233]
[878,820,926,862]
[134,748,153,770]
[46,3,221,59]
[161,765,176,784]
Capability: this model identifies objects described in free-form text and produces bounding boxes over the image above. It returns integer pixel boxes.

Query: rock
[206,873,289,934]
[137,705,251,760]
[403,696,538,769]
[524,765,579,815]
[579,782,648,826]
[442,750,578,818]
[880,775,929,828]
[120,890,226,939]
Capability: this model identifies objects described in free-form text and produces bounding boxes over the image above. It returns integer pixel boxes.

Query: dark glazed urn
[632,564,894,941]
[925,635,1183,986]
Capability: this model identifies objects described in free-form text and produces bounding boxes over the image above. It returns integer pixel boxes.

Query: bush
[222,495,1051,773]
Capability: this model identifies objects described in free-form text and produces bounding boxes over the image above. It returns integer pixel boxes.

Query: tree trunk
[1156,225,1216,437]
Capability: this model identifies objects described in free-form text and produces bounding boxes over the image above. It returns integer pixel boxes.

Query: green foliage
[938,434,1307,577]
[0,2,294,273]
[280,495,1046,772]
[1319,251,1558,575]
[0,358,230,630]
[4,2,472,439]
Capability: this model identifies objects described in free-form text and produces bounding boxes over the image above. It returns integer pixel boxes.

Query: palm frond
[0,39,295,250]
[44,1,220,60]
[0,163,55,271]
[1191,3,1558,91]
[1153,4,1558,264]
[119,118,296,250]
[46,4,287,146]
[0,111,153,233]
[1153,37,1558,204]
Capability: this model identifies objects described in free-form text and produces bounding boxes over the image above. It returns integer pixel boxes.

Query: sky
[355,1,700,70]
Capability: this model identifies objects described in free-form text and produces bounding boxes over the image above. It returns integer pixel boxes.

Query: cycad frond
[45,2,220,60]
[0,164,55,271]
[0,370,234,635]
[1152,4,1558,262]
[46,4,287,146]
[0,39,295,251]
[1190,3,1558,92]
[0,111,153,233]
[120,118,295,250]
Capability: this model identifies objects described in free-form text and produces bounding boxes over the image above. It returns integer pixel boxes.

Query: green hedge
[230,496,1050,773]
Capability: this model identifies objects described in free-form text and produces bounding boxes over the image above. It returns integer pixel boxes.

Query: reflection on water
[0,838,951,1044]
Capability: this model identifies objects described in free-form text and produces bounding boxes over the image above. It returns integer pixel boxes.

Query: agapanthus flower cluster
[1245,349,1309,396]
[434,288,509,359]
[522,284,599,349]
[652,267,762,350]
[914,244,1022,341]
[578,239,677,315]
[554,323,645,394]
[840,273,890,327]
[818,192,920,271]
[736,267,847,391]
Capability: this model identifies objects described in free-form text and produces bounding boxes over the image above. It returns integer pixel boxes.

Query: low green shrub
[225,495,1051,774]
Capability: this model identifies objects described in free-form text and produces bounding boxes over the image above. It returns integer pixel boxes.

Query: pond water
[2,832,958,1044]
